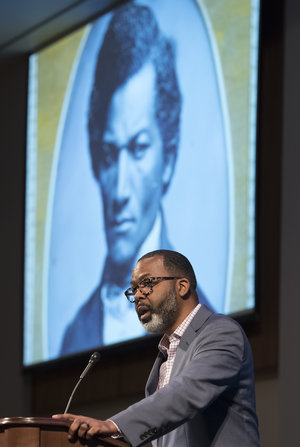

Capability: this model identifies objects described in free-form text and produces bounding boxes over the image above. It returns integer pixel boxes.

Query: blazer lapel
[170,304,214,381]
[145,306,213,395]
[145,350,166,396]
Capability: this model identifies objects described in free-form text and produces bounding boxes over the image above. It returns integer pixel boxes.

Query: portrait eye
[129,132,151,159]
[131,143,149,159]
[101,142,118,166]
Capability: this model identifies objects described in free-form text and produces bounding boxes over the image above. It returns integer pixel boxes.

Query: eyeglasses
[124,276,181,303]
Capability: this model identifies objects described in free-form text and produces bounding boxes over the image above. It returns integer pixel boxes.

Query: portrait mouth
[111,216,135,233]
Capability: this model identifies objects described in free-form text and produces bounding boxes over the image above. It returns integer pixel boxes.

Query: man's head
[129,250,198,334]
[88,4,181,266]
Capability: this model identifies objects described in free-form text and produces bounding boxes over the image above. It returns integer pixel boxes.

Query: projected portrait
[59,2,213,356]
[42,0,235,360]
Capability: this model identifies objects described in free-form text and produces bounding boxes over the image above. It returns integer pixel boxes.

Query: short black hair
[139,249,197,291]
[88,3,181,193]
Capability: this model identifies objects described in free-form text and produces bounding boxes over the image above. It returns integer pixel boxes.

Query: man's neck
[165,300,199,336]
[165,301,200,336]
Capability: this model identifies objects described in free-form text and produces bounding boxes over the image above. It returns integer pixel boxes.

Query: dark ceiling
[0,0,123,58]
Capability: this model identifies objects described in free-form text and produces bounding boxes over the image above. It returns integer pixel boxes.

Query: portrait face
[98,62,173,265]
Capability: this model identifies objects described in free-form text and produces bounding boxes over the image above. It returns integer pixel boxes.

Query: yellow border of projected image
[24,0,259,365]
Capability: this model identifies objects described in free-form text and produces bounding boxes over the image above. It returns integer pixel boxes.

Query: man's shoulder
[188,305,247,349]
[194,305,244,331]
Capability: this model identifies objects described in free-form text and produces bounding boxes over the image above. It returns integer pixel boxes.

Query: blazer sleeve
[111,316,247,447]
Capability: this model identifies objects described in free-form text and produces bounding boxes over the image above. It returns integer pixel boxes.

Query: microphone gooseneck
[64,352,101,414]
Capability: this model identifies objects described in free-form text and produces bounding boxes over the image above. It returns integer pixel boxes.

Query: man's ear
[177,278,191,299]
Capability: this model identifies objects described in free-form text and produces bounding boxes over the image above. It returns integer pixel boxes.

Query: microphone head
[90,352,101,364]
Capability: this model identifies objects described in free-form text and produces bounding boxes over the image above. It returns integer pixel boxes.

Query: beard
[138,286,178,334]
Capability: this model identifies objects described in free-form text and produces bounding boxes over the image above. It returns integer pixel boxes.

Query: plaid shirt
[157,304,201,389]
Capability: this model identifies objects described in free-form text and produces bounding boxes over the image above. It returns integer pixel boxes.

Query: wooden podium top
[0,417,130,447]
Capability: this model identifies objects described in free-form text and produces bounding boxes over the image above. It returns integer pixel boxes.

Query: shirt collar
[158,303,201,355]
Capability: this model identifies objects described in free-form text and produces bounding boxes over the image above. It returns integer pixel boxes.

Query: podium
[0,417,130,447]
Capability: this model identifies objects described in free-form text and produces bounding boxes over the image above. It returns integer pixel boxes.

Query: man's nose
[134,288,148,303]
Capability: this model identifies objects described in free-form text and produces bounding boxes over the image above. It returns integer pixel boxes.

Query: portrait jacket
[112,305,260,447]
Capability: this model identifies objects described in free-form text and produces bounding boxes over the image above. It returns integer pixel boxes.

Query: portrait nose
[115,148,130,201]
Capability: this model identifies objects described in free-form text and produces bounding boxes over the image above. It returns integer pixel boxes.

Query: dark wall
[0,57,31,417]
[279,0,300,443]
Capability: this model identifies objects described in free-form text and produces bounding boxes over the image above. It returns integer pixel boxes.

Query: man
[54,250,260,446]
[60,4,209,355]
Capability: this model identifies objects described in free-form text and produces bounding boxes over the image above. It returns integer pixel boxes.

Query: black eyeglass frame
[124,276,181,303]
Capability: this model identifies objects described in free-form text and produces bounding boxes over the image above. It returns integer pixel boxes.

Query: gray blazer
[112,305,260,447]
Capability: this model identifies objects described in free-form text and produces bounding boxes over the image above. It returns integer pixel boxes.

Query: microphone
[64,352,101,414]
